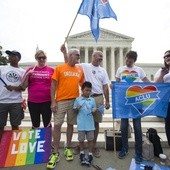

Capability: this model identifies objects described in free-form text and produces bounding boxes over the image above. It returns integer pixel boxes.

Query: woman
[154,50,170,145]
[116,51,150,164]
[22,50,54,128]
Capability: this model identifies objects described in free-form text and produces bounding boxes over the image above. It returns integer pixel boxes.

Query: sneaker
[64,148,74,161]
[73,145,80,155]
[80,153,86,165]
[135,154,143,164]
[85,154,93,166]
[93,148,100,158]
[118,148,128,159]
[47,152,60,169]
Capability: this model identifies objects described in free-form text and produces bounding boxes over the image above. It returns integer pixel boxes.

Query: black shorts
[0,103,24,128]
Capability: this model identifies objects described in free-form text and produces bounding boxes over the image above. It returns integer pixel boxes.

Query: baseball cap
[5,50,21,60]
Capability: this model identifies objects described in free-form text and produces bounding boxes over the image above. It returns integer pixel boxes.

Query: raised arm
[60,44,68,63]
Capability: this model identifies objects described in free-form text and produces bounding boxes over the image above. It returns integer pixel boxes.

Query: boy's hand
[92,108,97,113]
[77,105,82,110]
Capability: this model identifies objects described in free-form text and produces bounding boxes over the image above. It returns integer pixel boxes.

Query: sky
[0,0,170,64]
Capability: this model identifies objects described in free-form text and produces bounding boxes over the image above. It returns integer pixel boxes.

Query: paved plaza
[1,147,170,170]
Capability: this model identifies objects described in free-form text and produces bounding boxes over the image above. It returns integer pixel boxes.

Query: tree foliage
[0,46,8,65]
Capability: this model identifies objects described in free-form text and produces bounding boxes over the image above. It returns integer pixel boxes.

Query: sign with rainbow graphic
[0,127,51,168]
[112,82,170,118]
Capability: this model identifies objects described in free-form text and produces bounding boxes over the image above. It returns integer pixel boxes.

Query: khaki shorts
[93,95,104,123]
[53,99,77,125]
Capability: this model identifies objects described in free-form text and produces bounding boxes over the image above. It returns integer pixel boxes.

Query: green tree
[0,46,8,65]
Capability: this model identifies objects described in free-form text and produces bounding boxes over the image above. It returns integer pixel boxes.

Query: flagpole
[64,12,79,44]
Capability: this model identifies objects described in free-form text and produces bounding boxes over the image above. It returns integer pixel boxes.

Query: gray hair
[68,48,80,57]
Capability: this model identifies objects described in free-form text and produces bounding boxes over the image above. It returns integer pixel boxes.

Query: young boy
[73,81,97,166]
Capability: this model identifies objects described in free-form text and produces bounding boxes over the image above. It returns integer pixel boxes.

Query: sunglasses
[164,55,170,59]
[37,56,46,60]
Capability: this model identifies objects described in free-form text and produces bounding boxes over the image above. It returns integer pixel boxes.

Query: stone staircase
[6,91,168,148]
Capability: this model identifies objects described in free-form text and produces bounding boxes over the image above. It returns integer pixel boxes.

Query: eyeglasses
[37,56,46,60]
[164,55,170,59]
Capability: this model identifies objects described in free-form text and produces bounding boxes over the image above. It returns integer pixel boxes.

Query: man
[61,44,110,158]
[47,48,84,169]
[0,50,25,141]
[115,50,150,163]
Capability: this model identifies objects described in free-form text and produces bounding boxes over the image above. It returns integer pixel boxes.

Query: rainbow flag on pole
[0,128,51,168]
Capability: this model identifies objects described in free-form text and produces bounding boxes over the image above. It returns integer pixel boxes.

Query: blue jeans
[165,102,170,146]
[121,118,142,156]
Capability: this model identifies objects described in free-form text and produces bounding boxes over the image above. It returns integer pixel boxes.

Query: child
[73,81,97,166]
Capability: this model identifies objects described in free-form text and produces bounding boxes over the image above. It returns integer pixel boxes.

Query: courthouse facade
[19,28,162,81]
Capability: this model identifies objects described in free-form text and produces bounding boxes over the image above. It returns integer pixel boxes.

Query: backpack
[146,128,163,157]
[142,136,154,161]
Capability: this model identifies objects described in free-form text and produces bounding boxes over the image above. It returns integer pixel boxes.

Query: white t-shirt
[154,68,170,83]
[78,63,110,94]
[116,65,146,82]
[0,65,25,103]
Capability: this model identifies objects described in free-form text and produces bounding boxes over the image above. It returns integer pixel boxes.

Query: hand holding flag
[0,77,7,86]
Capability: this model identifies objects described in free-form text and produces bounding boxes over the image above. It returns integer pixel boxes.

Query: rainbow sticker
[0,127,51,168]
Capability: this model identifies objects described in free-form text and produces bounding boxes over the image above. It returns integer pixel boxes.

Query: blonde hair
[35,50,46,59]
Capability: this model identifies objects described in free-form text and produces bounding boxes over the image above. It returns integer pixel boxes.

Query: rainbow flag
[0,127,51,168]
[112,82,170,119]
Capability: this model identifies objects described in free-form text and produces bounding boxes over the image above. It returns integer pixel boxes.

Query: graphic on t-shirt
[31,71,51,81]
[122,70,139,82]
[6,71,20,83]
[64,71,80,77]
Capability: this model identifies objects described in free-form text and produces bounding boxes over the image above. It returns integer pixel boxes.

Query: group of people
[0,45,169,169]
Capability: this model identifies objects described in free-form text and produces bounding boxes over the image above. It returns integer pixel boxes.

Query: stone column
[111,47,115,81]
[85,47,88,63]
[103,47,107,69]
[119,48,124,67]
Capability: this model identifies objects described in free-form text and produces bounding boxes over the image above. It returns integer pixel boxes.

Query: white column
[103,47,107,69]
[85,47,88,63]
[111,47,115,81]
[119,48,124,67]
[93,47,97,52]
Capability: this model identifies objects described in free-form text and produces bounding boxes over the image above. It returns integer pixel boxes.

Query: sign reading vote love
[0,128,51,168]
[125,85,159,114]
